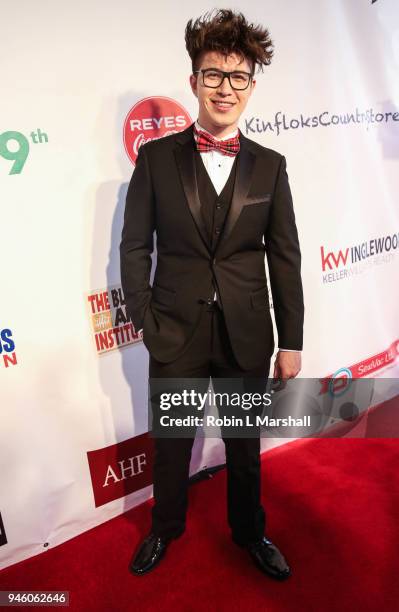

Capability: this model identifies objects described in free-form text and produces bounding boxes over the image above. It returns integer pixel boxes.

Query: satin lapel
[215,137,256,256]
[174,128,210,252]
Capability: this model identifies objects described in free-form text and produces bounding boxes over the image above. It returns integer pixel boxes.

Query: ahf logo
[87,432,154,507]
[0,129,48,174]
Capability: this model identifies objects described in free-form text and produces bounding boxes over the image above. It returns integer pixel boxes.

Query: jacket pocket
[245,193,272,206]
[250,286,269,310]
[152,284,176,307]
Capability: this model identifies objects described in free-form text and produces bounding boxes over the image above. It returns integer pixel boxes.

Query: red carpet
[1,437,399,611]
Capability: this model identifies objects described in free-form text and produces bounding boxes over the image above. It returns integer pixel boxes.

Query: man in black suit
[120,9,304,580]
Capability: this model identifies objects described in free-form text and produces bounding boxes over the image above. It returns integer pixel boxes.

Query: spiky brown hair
[185,9,274,75]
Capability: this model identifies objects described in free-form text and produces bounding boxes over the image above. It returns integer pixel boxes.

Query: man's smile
[211,99,236,111]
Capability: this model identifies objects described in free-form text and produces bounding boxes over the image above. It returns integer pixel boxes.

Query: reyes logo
[0,129,48,174]
[123,96,192,165]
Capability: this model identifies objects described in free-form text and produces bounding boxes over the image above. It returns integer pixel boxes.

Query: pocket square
[245,193,272,205]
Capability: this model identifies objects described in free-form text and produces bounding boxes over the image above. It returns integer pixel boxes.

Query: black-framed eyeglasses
[193,68,253,91]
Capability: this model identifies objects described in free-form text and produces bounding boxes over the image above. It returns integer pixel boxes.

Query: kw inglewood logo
[0,328,17,370]
[86,285,141,355]
[320,230,398,283]
[123,96,192,166]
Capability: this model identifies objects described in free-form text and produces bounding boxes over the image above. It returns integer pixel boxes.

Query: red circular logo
[123,96,192,165]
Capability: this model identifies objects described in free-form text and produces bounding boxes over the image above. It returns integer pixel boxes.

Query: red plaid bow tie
[193,124,240,156]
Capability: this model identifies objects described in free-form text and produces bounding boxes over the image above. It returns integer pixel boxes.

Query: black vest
[194,148,239,305]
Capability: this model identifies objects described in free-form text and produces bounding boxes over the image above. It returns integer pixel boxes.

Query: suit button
[216,203,222,210]
[206,298,213,305]
[215,227,221,234]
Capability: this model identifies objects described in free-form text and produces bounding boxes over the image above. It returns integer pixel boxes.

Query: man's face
[189,50,256,137]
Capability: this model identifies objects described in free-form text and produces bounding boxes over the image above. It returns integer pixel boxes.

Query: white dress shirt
[138,121,299,352]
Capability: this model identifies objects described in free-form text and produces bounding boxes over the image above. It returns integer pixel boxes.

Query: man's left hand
[273,350,301,379]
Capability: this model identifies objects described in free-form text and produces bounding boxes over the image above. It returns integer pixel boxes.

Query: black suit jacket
[120,123,304,370]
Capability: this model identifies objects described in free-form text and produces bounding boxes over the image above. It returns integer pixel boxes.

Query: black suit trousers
[148,301,271,545]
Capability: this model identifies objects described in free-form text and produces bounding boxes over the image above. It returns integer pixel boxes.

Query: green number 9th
[0,131,30,174]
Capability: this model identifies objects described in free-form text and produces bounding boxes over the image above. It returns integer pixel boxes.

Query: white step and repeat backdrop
[1,0,398,569]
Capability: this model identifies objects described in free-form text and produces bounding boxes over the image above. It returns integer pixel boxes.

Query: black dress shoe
[245,536,291,580]
[129,533,168,575]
